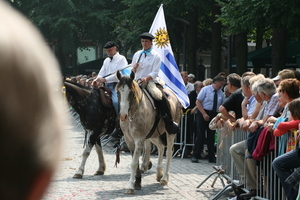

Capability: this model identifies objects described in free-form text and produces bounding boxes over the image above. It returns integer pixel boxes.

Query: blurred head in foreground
[0,1,66,199]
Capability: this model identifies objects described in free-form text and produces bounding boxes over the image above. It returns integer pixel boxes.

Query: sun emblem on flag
[154,27,170,48]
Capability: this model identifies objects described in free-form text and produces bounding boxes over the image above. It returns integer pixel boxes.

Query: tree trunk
[187,7,198,76]
[253,26,264,74]
[271,28,288,77]
[235,32,248,75]
[255,26,264,50]
[210,3,222,77]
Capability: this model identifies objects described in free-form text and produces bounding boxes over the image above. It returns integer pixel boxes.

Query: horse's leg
[73,131,96,179]
[73,143,93,179]
[140,140,152,173]
[134,159,142,190]
[94,137,106,175]
[160,134,176,185]
[151,139,165,182]
[125,139,143,194]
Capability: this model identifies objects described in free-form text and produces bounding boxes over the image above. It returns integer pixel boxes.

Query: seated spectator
[0,1,65,199]
[273,69,296,86]
[218,73,244,122]
[230,76,283,199]
[248,78,282,133]
[229,75,264,193]
[272,99,300,200]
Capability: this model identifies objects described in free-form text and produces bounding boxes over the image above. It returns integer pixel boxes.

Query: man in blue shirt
[191,75,226,163]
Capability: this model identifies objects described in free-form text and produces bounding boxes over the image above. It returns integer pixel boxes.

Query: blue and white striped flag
[149,4,190,108]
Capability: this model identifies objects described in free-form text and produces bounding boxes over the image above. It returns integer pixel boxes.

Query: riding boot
[157,95,180,134]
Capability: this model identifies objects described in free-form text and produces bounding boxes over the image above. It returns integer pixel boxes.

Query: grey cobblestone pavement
[43,123,232,200]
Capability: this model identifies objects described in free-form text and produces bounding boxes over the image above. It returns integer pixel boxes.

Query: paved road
[43,122,232,200]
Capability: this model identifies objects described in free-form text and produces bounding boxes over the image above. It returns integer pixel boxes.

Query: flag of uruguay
[149,4,190,108]
[121,66,132,76]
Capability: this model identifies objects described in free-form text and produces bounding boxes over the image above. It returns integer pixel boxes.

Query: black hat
[139,32,154,40]
[104,41,116,49]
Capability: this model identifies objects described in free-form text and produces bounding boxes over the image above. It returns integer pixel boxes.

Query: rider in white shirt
[131,32,179,134]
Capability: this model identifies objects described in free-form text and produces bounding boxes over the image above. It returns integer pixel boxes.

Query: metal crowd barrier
[200,122,287,200]
[173,110,196,158]
[206,122,286,200]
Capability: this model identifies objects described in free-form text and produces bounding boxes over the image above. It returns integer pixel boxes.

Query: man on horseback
[92,41,128,137]
[131,32,180,134]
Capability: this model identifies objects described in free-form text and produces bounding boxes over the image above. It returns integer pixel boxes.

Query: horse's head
[116,71,141,121]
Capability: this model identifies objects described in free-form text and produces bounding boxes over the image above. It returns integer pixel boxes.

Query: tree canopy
[6,0,300,76]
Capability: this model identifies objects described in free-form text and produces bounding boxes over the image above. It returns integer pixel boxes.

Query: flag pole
[103,64,132,78]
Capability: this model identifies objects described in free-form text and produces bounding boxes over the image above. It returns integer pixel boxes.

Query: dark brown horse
[64,80,116,178]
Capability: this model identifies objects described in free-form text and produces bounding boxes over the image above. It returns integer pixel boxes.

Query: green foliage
[217,0,300,37]
[5,0,215,67]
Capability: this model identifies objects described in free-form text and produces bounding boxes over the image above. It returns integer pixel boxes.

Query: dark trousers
[272,148,300,200]
[192,110,217,161]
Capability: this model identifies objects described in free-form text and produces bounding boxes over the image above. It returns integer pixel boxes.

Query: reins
[72,88,95,109]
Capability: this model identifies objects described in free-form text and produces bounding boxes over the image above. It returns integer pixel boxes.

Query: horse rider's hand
[132,63,139,73]
[139,77,147,85]
[92,77,105,87]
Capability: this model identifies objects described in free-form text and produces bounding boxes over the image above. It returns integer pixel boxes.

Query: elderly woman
[270,79,300,200]
[265,78,300,129]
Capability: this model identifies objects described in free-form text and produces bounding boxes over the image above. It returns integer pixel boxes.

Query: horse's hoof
[94,171,104,175]
[156,176,163,182]
[160,180,168,185]
[148,161,152,170]
[125,189,135,194]
[73,174,83,179]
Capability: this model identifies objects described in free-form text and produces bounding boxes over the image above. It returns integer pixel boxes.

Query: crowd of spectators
[65,72,98,88]
[184,69,300,200]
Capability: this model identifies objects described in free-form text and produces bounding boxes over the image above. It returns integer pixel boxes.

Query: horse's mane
[65,80,92,91]
[117,75,133,90]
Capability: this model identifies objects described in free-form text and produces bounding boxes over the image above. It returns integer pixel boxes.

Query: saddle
[99,86,113,108]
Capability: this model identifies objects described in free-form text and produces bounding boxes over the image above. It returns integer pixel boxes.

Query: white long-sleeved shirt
[131,49,161,81]
[97,52,128,83]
